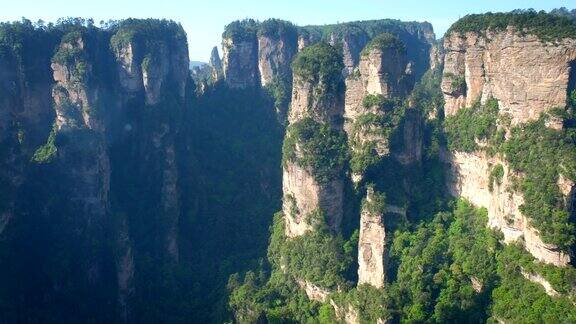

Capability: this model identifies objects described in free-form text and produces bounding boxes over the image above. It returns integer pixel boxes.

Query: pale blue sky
[1,0,573,61]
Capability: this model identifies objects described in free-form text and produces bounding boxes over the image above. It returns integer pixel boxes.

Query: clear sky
[1,0,574,61]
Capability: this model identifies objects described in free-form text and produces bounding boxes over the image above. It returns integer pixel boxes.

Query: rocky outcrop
[344,34,420,181]
[209,46,223,82]
[288,74,344,128]
[297,279,331,302]
[112,28,188,105]
[445,150,571,266]
[0,19,192,322]
[340,28,370,74]
[0,30,55,238]
[394,109,422,165]
[113,41,143,95]
[360,38,413,98]
[115,215,135,323]
[257,31,297,86]
[358,187,387,288]
[521,269,560,297]
[222,36,259,88]
[283,44,345,237]
[429,41,444,71]
[51,33,111,284]
[282,162,344,237]
[442,27,576,123]
[344,35,413,124]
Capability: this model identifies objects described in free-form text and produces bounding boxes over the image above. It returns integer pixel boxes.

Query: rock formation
[50,31,111,285]
[0,20,191,322]
[357,187,387,288]
[282,43,345,237]
[445,150,571,266]
[209,46,223,82]
[257,21,298,86]
[344,33,419,182]
[222,22,260,88]
[442,27,576,124]
[441,25,576,266]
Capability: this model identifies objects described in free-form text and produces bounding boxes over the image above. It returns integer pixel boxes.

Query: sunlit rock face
[442,28,576,124]
[445,150,571,266]
[357,187,386,288]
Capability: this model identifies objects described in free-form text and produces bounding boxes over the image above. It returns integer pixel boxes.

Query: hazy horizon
[1,0,573,62]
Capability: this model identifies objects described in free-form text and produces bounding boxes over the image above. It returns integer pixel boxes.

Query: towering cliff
[0,18,192,323]
[209,46,223,82]
[221,19,435,93]
[282,43,346,237]
[221,20,260,88]
[442,27,576,123]
[441,12,576,266]
[2,10,576,324]
[357,186,387,288]
[344,33,418,182]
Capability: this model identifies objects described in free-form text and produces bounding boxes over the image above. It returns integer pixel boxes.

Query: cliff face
[0,20,191,322]
[282,45,345,237]
[113,29,188,105]
[0,27,55,239]
[288,73,344,127]
[221,19,435,95]
[258,33,297,86]
[441,27,576,266]
[344,34,420,185]
[445,150,571,266]
[50,32,111,285]
[209,46,223,82]
[357,187,386,288]
[442,28,576,123]
[222,36,259,88]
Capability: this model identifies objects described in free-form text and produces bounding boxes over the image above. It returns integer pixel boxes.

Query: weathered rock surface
[358,188,387,288]
[113,41,143,95]
[361,45,412,98]
[282,162,344,237]
[344,35,420,176]
[283,46,345,237]
[445,150,571,266]
[209,46,223,82]
[51,33,112,287]
[113,31,188,105]
[296,279,331,302]
[394,109,422,165]
[222,37,259,88]
[258,34,297,86]
[442,28,576,124]
[331,301,360,324]
[288,74,344,128]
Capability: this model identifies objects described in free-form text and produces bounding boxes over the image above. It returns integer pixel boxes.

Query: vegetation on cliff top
[258,19,298,43]
[291,42,343,93]
[447,9,576,41]
[222,19,258,42]
[282,117,348,183]
[110,18,186,51]
[299,18,432,43]
[361,32,405,56]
